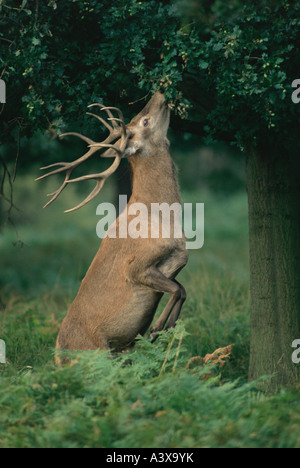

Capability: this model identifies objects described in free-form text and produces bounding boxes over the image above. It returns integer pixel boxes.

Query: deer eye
[143,118,149,127]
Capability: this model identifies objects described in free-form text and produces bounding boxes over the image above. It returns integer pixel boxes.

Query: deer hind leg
[150,279,186,340]
[131,267,186,339]
[160,279,186,329]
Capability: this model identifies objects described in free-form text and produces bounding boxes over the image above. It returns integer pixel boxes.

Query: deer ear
[101,139,140,158]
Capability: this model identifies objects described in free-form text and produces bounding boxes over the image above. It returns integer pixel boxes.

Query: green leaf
[32,38,41,46]
[213,43,223,52]
[199,60,209,70]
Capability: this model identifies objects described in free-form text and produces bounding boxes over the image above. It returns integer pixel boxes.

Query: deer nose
[159,88,165,94]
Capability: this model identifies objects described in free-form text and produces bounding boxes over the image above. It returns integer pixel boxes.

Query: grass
[0,172,299,448]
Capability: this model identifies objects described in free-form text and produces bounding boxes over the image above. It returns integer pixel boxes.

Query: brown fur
[55,91,188,359]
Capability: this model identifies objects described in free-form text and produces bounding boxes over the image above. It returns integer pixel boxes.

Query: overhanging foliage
[0,0,299,150]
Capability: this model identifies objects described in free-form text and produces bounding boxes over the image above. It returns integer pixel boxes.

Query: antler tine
[37,101,127,211]
[86,112,113,133]
[67,152,122,184]
[35,146,100,182]
[65,153,122,213]
[40,162,69,171]
[102,106,125,123]
[88,103,126,135]
[88,103,117,128]
[38,143,118,209]
[43,173,71,209]
[64,179,106,213]
[107,117,127,135]
[35,162,74,182]
[37,148,100,209]
[101,106,127,135]
[60,132,96,146]
[63,144,125,212]
[88,143,122,152]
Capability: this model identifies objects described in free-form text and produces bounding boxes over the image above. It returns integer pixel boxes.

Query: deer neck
[128,147,181,206]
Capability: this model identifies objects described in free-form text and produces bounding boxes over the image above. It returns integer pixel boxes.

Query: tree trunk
[247,142,300,392]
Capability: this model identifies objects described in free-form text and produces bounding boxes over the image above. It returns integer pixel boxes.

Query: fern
[1,323,300,448]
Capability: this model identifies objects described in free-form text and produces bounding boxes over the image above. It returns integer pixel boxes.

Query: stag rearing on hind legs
[37,90,188,356]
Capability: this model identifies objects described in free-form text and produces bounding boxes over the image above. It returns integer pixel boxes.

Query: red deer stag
[37,90,188,356]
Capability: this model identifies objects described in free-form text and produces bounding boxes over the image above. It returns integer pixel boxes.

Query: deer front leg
[131,266,186,339]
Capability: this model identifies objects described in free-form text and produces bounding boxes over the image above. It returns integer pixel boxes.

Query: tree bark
[247,142,300,392]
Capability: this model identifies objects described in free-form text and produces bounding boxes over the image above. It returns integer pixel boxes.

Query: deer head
[36,90,169,212]
[102,89,170,158]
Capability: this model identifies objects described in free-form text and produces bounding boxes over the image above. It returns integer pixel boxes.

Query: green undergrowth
[1,177,299,447]
[1,324,300,448]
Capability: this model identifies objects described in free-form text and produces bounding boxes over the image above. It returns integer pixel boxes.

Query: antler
[36,104,128,213]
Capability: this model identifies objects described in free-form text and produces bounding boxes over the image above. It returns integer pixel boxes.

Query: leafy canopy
[0,0,299,149]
